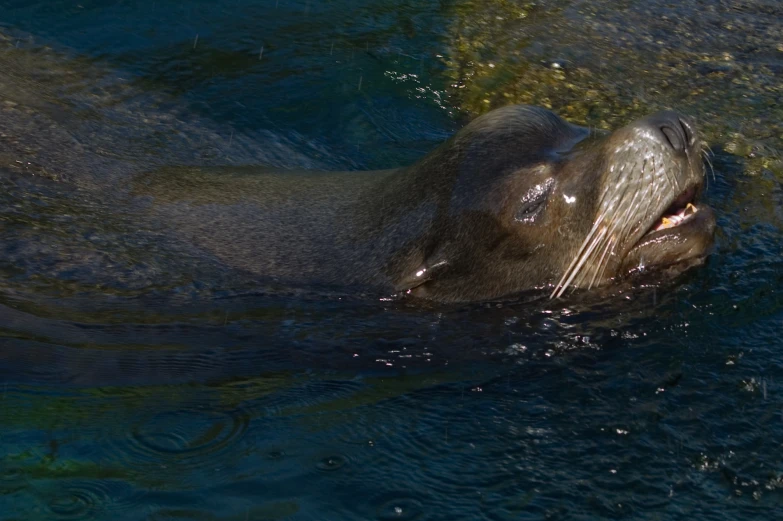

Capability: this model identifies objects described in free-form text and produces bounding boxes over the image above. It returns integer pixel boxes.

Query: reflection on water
[1,0,783,519]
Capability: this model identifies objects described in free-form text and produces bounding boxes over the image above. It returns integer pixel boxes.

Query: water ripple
[0,466,28,495]
[315,454,349,472]
[133,409,247,458]
[105,404,250,477]
[374,492,428,521]
[46,484,102,520]
[37,478,146,521]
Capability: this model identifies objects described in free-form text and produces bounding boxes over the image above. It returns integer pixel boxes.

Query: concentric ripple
[132,409,248,458]
[315,454,349,472]
[106,404,251,475]
[46,486,101,520]
[37,479,145,520]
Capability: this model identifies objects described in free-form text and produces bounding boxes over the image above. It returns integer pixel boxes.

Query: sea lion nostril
[679,118,695,147]
[660,124,685,152]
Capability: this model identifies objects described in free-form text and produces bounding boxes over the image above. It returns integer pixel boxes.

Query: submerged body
[136,105,716,302]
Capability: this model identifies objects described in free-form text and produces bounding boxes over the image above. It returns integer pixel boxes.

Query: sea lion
[137,105,716,302]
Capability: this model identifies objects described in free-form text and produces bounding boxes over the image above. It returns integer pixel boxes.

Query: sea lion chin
[138,104,717,303]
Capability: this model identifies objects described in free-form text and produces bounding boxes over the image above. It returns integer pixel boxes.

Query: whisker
[593,235,617,288]
[554,172,646,297]
[582,190,638,290]
[587,232,616,289]
[702,149,715,183]
[551,229,601,298]
[556,161,661,298]
[615,184,646,242]
[560,226,608,296]
[678,161,686,194]
[657,153,679,195]
[550,198,616,298]
[551,225,608,298]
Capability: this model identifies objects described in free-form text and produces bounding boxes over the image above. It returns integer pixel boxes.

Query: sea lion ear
[396,257,449,293]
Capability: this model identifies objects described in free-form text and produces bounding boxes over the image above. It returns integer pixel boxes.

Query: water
[1,0,782,519]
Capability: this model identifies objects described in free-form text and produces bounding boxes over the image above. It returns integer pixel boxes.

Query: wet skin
[136,105,716,303]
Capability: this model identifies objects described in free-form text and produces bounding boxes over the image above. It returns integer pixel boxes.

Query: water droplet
[316,455,347,471]
[376,496,424,521]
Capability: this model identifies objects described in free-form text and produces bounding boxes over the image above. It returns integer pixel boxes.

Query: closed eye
[515,179,554,223]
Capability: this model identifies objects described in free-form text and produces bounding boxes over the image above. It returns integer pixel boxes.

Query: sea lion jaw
[622,202,716,277]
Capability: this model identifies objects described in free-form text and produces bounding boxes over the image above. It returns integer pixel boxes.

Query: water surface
[1,1,782,519]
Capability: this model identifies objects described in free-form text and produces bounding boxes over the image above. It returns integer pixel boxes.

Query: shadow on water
[1,0,783,519]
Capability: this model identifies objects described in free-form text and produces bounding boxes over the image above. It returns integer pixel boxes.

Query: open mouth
[643,184,701,237]
[620,179,715,277]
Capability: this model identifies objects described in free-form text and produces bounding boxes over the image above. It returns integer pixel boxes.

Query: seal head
[394,105,716,302]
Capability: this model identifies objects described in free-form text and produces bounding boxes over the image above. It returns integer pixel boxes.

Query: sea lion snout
[630,110,698,155]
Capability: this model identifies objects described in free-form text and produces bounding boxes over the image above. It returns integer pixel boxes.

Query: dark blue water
[1,1,783,519]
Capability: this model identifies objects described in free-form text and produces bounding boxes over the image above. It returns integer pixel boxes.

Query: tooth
[686,203,697,213]
[661,217,674,228]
